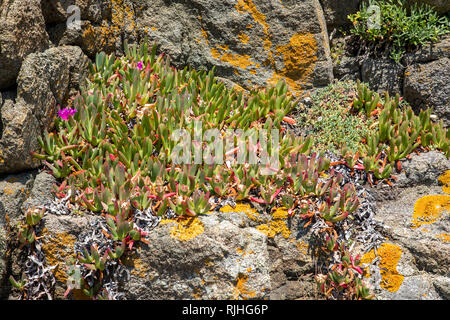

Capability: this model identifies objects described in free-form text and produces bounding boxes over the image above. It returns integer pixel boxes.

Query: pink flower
[58,107,77,120]
[137,61,144,71]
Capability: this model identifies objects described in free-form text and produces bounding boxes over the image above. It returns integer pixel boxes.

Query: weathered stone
[319,0,361,30]
[21,171,57,213]
[333,56,360,81]
[0,0,49,89]
[361,57,404,95]
[404,58,450,127]
[64,0,333,94]
[404,35,450,64]
[0,171,36,297]
[395,151,450,187]
[0,46,89,174]
[123,211,271,299]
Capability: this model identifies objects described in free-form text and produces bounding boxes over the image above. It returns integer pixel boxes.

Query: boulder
[404,57,450,127]
[360,57,404,95]
[364,153,450,300]
[319,0,361,30]
[0,171,36,297]
[136,0,333,94]
[0,46,89,174]
[53,0,333,94]
[0,0,49,89]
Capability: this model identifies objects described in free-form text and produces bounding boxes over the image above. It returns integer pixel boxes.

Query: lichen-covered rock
[360,57,404,95]
[396,151,450,187]
[136,0,333,94]
[53,0,332,94]
[403,58,450,127]
[319,0,361,30]
[0,46,89,174]
[124,211,272,299]
[371,167,450,299]
[0,0,50,89]
[0,171,36,297]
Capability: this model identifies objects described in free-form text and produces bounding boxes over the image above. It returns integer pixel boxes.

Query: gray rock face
[0,171,36,296]
[361,57,404,95]
[0,0,50,89]
[52,0,333,94]
[319,0,360,30]
[136,0,333,93]
[395,151,450,187]
[0,46,90,174]
[367,151,450,300]
[404,58,450,127]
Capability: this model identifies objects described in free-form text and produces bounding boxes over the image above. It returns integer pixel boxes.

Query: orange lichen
[268,33,318,94]
[296,240,309,256]
[438,171,450,194]
[238,32,250,44]
[160,217,204,241]
[361,243,404,293]
[233,274,256,300]
[435,233,450,243]
[40,230,77,284]
[220,203,262,222]
[81,0,135,54]
[256,220,291,239]
[272,207,288,219]
[411,195,450,229]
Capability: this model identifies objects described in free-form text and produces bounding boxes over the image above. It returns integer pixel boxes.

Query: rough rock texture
[51,0,333,94]
[0,46,90,174]
[404,58,450,127]
[333,56,360,82]
[0,0,50,89]
[395,151,450,187]
[361,57,404,95]
[363,153,450,300]
[319,0,361,30]
[0,171,36,296]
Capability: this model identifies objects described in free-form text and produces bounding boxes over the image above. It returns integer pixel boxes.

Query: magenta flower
[58,107,77,120]
[137,61,144,71]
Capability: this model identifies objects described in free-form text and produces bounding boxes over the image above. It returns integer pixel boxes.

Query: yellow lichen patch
[361,243,404,293]
[233,274,256,300]
[238,32,250,44]
[235,0,271,53]
[40,230,77,284]
[411,195,450,229]
[130,258,150,278]
[272,207,288,219]
[296,240,309,256]
[81,0,135,54]
[268,33,318,94]
[438,171,450,194]
[435,233,450,243]
[162,217,205,241]
[256,220,291,239]
[192,287,202,299]
[220,203,261,222]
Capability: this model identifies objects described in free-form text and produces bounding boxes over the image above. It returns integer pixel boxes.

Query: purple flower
[137,61,144,71]
[58,107,77,121]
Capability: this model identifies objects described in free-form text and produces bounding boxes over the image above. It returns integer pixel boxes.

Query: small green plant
[349,0,449,62]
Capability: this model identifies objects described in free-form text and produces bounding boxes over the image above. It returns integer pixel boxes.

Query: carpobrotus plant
[31,40,380,299]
